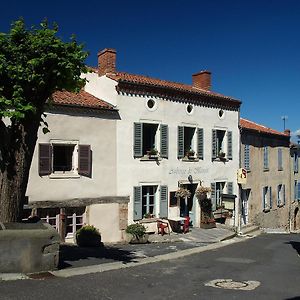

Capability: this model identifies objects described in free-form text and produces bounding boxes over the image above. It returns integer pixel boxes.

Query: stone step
[240,225,261,235]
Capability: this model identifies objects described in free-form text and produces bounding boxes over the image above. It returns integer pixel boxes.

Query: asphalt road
[1,233,300,300]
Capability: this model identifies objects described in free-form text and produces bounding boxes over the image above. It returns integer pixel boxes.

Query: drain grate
[205,279,260,291]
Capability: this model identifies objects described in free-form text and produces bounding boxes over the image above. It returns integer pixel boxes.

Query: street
[1,233,300,300]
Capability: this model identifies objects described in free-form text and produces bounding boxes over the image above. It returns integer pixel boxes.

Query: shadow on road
[285,241,300,256]
[59,244,137,269]
[285,297,300,300]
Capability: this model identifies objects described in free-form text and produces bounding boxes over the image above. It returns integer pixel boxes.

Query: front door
[241,189,250,225]
[179,184,197,226]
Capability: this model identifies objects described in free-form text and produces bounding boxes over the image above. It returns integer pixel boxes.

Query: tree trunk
[0,116,40,222]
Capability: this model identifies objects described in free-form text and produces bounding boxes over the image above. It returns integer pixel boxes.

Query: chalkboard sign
[169,191,178,207]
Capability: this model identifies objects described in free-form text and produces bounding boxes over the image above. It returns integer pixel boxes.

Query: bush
[125,224,146,238]
[75,225,101,247]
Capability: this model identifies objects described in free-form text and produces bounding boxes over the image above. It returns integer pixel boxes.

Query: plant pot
[125,232,149,244]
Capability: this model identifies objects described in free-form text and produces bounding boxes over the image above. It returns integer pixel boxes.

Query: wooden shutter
[197,128,204,160]
[264,146,269,170]
[227,182,233,195]
[212,129,217,160]
[211,182,216,211]
[133,186,142,221]
[133,123,143,158]
[160,124,168,158]
[283,184,286,205]
[269,186,272,209]
[278,148,283,171]
[244,144,250,171]
[178,126,184,159]
[160,185,168,218]
[262,188,266,210]
[39,143,52,176]
[78,145,91,177]
[227,131,232,160]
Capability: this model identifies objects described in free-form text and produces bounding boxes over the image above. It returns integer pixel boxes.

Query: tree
[0,19,88,222]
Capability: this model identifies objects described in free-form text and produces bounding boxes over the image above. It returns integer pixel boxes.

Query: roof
[240,118,289,137]
[51,90,114,111]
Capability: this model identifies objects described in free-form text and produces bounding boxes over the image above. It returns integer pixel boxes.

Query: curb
[50,235,247,278]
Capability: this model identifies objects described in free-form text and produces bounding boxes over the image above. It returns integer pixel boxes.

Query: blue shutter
[269,186,272,209]
[278,148,283,171]
[178,126,184,159]
[244,144,250,171]
[212,129,217,160]
[227,131,232,160]
[134,123,143,158]
[227,182,233,195]
[211,182,216,211]
[160,185,168,218]
[262,187,266,210]
[294,154,299,173]
[160,124,168,158]
[197,128,204,160]
[133,186,142,221]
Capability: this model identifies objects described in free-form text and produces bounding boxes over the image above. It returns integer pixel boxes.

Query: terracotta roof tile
[52,90,114,110]
[105,72,239,102]
[240,118,289,137]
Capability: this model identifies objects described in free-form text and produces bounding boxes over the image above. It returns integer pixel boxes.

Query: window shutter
[160,124,168,158]
[295,181,298,201]
[283,184,286,205]
[227,131,233,160]
[134,123,143,158]
[262,188,266,210]
[212,129,217,160]
[277,185,280,206]
[227,182,233,195]
[39,143,52,176]
[244,144,250,171]
[133,186,142,221]
[160,185,168,218]
[211,182,216,211]
[294,154,299,173]
[197,128,204,160]
[269,186,272,209]
[78,145,91,177]
[278,148,283,171]
[298,182,300,200]
[178,126,184,159]
[264,146,269,170]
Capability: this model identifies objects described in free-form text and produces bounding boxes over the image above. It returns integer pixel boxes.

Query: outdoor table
[168,217,186,233]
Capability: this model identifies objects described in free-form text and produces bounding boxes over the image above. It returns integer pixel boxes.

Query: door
[180,183,197,227]
[241,189,250,225]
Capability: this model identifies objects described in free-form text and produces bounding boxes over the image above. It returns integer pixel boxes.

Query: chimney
[192,70,211,90]
[284,129,291,136]
[97,48,116,76]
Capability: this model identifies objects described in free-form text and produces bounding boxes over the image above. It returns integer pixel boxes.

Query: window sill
[263,207,270,213]
[263,168,269,172]
[140,155,162,161]
[277,203,285,208]
[182,156,199,162]
[213,157,229,162]
[49,173,80,179]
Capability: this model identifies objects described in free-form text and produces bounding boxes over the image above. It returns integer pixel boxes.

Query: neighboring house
[240,118,290,230]
[25,90,129,243]
[84,48,241,230]
[290,142,300,231]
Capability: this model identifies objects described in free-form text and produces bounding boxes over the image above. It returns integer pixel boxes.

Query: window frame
[263,146,269,171]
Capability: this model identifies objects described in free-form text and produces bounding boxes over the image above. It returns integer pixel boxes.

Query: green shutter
[197,128,204,160]
[160,124,168,158]
[212,129,217,160]
[133,186,142,221]
[227,131,232,160]
[227,182,233,195]
[160,185,168,218]
[211,182,216,210]
[133,123,143,158]
[178,126,184,159]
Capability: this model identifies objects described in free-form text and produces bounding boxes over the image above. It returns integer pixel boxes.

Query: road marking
[205,279,260,291]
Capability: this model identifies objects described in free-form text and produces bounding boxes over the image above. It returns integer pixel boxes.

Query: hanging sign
[237,168,247,184]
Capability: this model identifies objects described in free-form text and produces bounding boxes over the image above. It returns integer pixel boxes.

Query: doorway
[179,183,197,226]
[294,207,299,231]
[241,189,250,225]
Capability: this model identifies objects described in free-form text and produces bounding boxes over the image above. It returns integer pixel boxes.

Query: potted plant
[218,150,226,159]
[147,148,158,159]
[143,212,154,219]
[195,186,211,201]
[75,225,102,247]
[186,149,195,159]
[175,187,191,199]
[125,223,149,244]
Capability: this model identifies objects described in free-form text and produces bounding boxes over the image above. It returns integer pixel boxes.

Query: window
[39,142,91,177]
[186,104,194,114]
[244,144,250,171]
[263,146,269,170]
[211,182,225,210]
[212,129,232,160]
[294,152,299,173]
[133,185,168,220]
[146,99,156,110]
[277,184,285,206]
[295,181,300,201]
[278,148,283,171]
[263,186,272,211]
[178,126,204,160]
[134,123,168,159]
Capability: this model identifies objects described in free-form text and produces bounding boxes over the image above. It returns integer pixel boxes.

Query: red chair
[157,220,170,235]
[182,216,190,233]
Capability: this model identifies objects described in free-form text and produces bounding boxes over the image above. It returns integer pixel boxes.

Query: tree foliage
[0,19,88,222]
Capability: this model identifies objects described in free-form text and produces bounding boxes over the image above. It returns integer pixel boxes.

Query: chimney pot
[192,70,211,90]
[97,48,116,76]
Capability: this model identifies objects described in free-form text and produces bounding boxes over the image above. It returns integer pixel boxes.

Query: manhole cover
[205,279,260,291]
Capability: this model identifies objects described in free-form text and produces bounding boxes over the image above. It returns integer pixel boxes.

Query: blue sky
[1,0,300,140]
